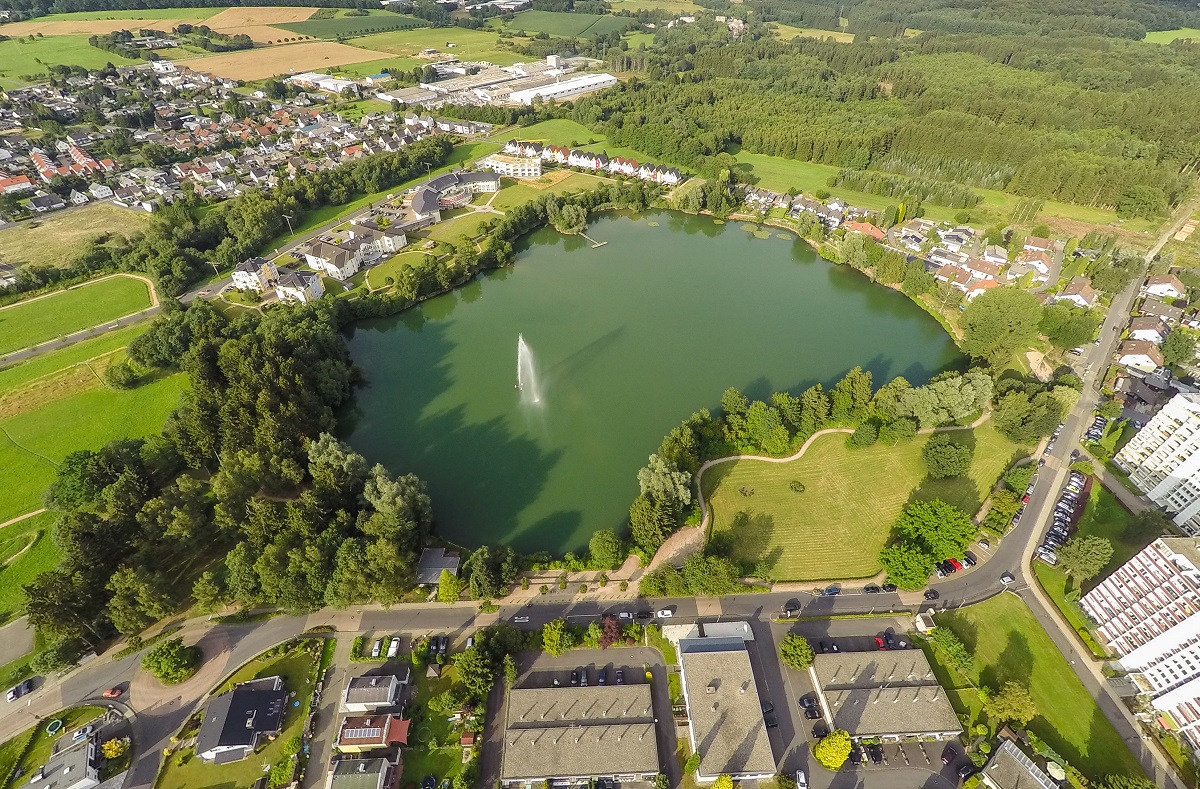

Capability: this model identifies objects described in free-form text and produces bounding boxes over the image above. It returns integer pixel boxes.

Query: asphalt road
[0,306,160,366]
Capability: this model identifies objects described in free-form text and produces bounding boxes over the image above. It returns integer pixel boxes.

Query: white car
[656,608,674,618]
[795,771,807,789]
[370,639,383,658]
[386,636,401,659]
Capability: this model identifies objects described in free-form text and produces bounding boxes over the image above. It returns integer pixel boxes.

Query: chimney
[358,764,367,773]
[711,702,718,712]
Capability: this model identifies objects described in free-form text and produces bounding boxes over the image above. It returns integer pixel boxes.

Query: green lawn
[607,0,701,12]
[502,10,636,37]
[771,23,853,42]
[351,27,524,64]
[0,35,140,87]
[1144,27,1200,43]
[275,14,425,39]
[704,423,1025,581]
[159,641,323,789]
[930,595,1144,782]
[490,172,613,211]
[0,511,61,626]
[401,663,468,787]
[4,706,106,786]
[494,118,603,147]
[366,251,430,290]
[0,276,152,356]
[419,211,492,244]
[0,322,148,391]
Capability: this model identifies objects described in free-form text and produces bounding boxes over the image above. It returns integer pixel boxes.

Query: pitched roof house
[843,221,886,241]
[1142,297,1184,323]
[335,714,410,753]
[1118,340,1166,373]
[196,677,287,763]
[303,240,362,281]
[1145,274,1186,299]
[1128,316,1169,345]
[232,257,278,293]
[1023,236,1053,253]
[343,673,408,713]
[416,548,461,586]
[1055,276,1097,309]
[276,270,324,304]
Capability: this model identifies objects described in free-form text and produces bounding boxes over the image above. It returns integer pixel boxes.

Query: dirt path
[0,509,46,529]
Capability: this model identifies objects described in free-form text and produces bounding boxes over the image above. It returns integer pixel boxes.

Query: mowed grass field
[771,23,853,42]
[0,276,152,356]
[1144,27,1200,43]
[502,10,637,37]
[0,203,153,268]
[490,171,613,211]
[704,423,1024,581]
[0,512,61,625]
[277,14,425,39]
[351,27,524,65]
[931,595,1144,782]
[365,251,429,290]
[0,35,140,87]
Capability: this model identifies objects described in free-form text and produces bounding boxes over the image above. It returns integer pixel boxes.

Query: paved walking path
[0,509,46,529]
[1080,447,1150,514]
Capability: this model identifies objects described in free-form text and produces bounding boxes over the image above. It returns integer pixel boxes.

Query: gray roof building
[28,737,99,789]
[980,739,1057,789]
[811,651,939,690]
[678,637,776,781]
[499,685,660,785]
[327,757,398,789]
[197,676,287,763]
[416,548,461,585]
[343,672,408,712]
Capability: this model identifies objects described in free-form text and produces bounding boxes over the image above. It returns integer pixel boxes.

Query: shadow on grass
[979,631,1034,692]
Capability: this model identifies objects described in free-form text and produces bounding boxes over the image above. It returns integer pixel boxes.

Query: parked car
[941,745,956,764]
[848,748,863,766]
[6,679,32,702]
[823,586,841,596]
[571,670,580,687]
[881,583,897,592]
[799,695,816,709]
[1000,572,1015,584]
[513,616,531,624]
[635,611,653,622]
[386,636,401,659]
[874,636,886,651]
[597,669,607,686]
[762,702,778,728]
[864,584,880,594]
[465,635,474,649]
[867,744,884,765]
[619,611,634,620]
[962,553,977,568]
[656,607,675,618]
[580,669,589,687]
[615,669,625,685]
[439,636,449,655]
[72,725,95,743]
[812,722,830,739]
[958,764,975,779]
[924,589,940,600]
[804,707,821,720]
[947,558,963,572]
[795,771,807,789]
[370,639,383,659]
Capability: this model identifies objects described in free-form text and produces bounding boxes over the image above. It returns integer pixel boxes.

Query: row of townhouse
[501,140,685,184]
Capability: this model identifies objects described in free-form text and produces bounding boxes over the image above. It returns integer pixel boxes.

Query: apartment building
[1114,393,1200,535]
[1081,537,1200,752]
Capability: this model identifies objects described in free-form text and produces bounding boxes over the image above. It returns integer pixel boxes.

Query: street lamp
[282,213,294,236]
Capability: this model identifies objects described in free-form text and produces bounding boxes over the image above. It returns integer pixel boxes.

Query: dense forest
[580,0,1200,215]
[0,0,380,18]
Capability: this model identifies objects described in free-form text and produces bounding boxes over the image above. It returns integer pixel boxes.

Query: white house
[1023,235,1053,253]
[88,182,114,199]
[963,258,1000,281]
[342,671,409,713]
[1145,274,1186,299]
[935,265,971,292]
[1055,276,1098,309]
[1118,340,1165,373]
[276,270,324,303]
[303,240,362,280]
[983,245,1008,265]
[231,256,278,292]
[1128,316,1169,345]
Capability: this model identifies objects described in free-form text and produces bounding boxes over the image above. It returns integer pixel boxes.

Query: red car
[947,558,963,571]
[874,636,886,650]
[102,687,122,699]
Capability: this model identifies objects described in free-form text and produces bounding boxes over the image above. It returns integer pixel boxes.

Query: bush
[141,637,200,684]
[922,433,973,478]
[778,633,814,670]
[848,422,878,448]
[104,360,140,389]
[683,753,700,774]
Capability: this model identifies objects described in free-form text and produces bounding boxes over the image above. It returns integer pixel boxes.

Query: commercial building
[1081,537,1200,750]
[506,73,617,106]
[678,636,776,782]
[809,651,962,742]
[1114,393,1200,534]
[197,676,287,763]
[479,153,543,179]
[499,685,660,786]
[409,171,500,222]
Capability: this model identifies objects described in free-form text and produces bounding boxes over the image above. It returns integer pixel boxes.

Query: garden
[0,705,105,787]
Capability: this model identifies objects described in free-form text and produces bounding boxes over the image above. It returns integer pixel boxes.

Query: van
[370,639,383,659]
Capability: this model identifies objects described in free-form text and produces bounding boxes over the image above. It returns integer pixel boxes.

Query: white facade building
[479,153,542,179]
[506,73,617,106]
[1114,393,1200,534]
[1082,537,1200,752]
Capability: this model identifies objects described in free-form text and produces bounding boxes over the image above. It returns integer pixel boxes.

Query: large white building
[1082,537,1200,752]
[1115,393,1200,535]
[506,73,617,106]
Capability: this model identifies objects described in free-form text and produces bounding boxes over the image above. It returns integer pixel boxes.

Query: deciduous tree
[779,633,815,670]
[813,730,852,770]
[1057,535,1114,581]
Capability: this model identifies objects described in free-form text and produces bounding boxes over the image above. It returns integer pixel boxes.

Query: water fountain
[516,334,543,406]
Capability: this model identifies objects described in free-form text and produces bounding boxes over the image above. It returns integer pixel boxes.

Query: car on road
[571,670,580,687]
[941,745,956,764]
[1000,571,1015,585]
[924,589,940,600]
[513,616,531,624]
[762,702,778,728]
[794,771,807,789]
[781,599,801,616]
[7,679,32,702]
[102,687,122,699]
[615,669,624,685]
[657,607,674,618]
[386,637,402,659]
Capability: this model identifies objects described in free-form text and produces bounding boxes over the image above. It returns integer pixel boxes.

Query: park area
[926,594,1144,782]
[0,203,153,269]
[703,422,1024,581]
[0,275,153,356]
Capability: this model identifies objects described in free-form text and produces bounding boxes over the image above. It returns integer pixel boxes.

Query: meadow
[0,203,153,269]
[490,171,612,211]
[502,10,637,37]
[929,594,1144,782]
[704,423,1025,581]
[0,35,139,87]
[276,14,425,39]
[351,27,524,65]
[0,512,61,626]
[770,23,853,42]
[607,0,701,11]
[1143,27,1200,43]
[0,276,152,356]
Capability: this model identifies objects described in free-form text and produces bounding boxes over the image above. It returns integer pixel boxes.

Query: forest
[579,0,1200,216]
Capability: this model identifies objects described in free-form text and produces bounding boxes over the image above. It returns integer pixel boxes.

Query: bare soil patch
[0,18,194,34]
[180,40,388,80]
[210,24,305,44]
[203,6,318,27]
[0,351,117,421]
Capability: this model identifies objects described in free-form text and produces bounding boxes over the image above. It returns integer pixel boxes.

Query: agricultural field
[0,35,140,87]
[608,0,701,12]
[0,12,209,35]
[176,40,395,80]
[0,512,61,626]
[276,13,425,39]
[1143,27,1200,43]
[332,57,421,79]
[204,6,318,26]
[771,23,853,42]
[502,10,637,37]
[0,275,153,356]
[704,423,1025,581]
[928,595,1144,782]
[351,27,524,64]
[0,203,153,269]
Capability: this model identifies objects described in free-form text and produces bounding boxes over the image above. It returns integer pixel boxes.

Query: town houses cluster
[497,140,685,185]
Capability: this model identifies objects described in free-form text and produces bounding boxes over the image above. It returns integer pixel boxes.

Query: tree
[922,434,973,478]
[879,418,918,445]
[589,529,623,568]
[960,287,1043,366]
[983,681,1037,726]
[879,542,936,590]
[637,454,692,510]
[542,618,574,656]
[683,753,701,774]
[101,738,130,759]
[711,775,734,789]
[437,569,462,603]
[778,633,814,670]
[552,203,588,234]
[503,653,518,688]
[191,570,225,614]
[429,687,467,715]
[813,729,853,770]
[599,615,622,648]
[1100,777,1157,789]
[1057,535,1114,581]
[140,637,201,684]
[895,500,977,559]
[1098,400,1123,420]
[1162,329,1197,367]
[629,494,675,554]
[453,647,494,699]
[929,628,974,681]
[847,422,878,448]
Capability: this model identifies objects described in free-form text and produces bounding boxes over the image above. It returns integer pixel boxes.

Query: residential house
[28,735,100,789]
[963,258,1000,281]
[940,226,974,253]
[276,270,324,304]
[1142,297,1185,324]
[68,189,89,205]
[1118,340,1166,373]
[1055,276,1098,309]
[979,739,1056,789]
[934,265,971,292]
[1023,236,1053,253]
[88,183,114,199]
[335,714,410,754]
[1145,274,1187,300]
[1017,250,1051,275]
[232,256,278,292]
[328,757,400,789]
[966,279,999,302]
[196,676,287,763]
[303,240,362,281]
[347,224,407,256]
[982,245,1009,265]
[0,174,34,194]
[342,673,409,713]
[1128,317,1170,345]
[416,548,461,585]
[843,221,886,242]
[28,193,66,212]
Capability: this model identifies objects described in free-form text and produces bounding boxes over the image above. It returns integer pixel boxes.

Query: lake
[340,210,964,554]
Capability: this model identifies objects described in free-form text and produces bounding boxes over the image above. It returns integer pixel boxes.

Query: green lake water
[340,210,964,553]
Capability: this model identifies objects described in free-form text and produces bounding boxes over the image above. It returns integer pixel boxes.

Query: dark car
[439,635,449,654]
[866,744,884,765]
[864,584,880,594]
[848,748,863,766]
[781,599,801,617]
[941,745,956,765]
[762,702,778,728]
[799,694,816,709]
[597,669,607,686]
[422,776,437,789]
[804,707,821,720]
[635,611,653,622]
[6,679,32,703]
[958,764,975,779]
[812,722,830,739]
[924,589,940,600]
[570,670,580,687]
[615,669,625,685]
[819,641,829,653]
[580,669,589,687]
[881,583,897,592]
[883,631,897,649]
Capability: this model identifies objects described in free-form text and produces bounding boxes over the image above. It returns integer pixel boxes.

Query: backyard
[156,639,325,789]
[0,275,153,356]
[926,594,1144,782]
[0,705,105,786]
[401,661,470,787]
[704,422,1025,580]
[0,204,153,269]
